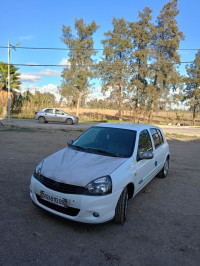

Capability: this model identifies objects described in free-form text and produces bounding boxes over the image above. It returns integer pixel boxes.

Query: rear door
[135,130,155,192]
[149,128,167,174]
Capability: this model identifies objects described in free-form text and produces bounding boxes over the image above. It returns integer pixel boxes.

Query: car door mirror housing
[138,151,154,161]
[67,139,73,147]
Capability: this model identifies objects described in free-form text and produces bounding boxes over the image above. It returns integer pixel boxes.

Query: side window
[45,109,53,113]
[138,130,153,155]
[150,128,164,148]
[55,109,63,115]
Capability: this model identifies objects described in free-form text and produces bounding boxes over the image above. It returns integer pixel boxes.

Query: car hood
[41,148,127,187]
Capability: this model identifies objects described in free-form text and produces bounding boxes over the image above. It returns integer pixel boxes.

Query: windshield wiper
[86,147,121,157]
[71,145,86,151]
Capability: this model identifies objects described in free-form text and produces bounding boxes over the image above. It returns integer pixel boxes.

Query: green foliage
[60,18,99,116]
[96,1,184,122]
[11,90,56,118]
[87,98,118,109]
[0,62,21,91]
[146,0,184,121]
[128,7,156,120]
[98,17,131,121]
[184,50,200,125]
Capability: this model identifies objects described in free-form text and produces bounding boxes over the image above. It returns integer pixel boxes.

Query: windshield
[71,126,136,158]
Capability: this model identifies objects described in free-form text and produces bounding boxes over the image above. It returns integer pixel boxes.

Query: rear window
[150,128,164,148]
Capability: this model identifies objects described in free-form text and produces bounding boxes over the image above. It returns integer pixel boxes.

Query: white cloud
[20,73,41,83]
[39,69,60,76]
[19,35,35,40]
[87,87,110,101]
[20,69,61,83]
[39,84,58,94]
[21,84,60,101]
[59,58,70,66]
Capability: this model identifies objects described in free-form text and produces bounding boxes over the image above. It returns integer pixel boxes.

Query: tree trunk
[192,106,196,126]
[148,101,154,123]
[76,91,80,117]
[118,85,122,121]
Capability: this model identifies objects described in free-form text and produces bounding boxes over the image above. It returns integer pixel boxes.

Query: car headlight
[83,176,112,196]
[34,160,44,177]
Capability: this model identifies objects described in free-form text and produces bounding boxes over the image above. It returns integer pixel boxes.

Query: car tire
[114,187,128,225]
[157,157,169,178]
[39,117,46,123]
[66,118,73,125]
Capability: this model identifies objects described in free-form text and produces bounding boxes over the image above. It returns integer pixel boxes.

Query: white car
[30,123,170,224]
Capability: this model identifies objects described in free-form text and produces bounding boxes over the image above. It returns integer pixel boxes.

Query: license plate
[40,191,68,208]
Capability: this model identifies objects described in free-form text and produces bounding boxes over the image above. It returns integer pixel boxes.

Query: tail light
[35,112,38,115]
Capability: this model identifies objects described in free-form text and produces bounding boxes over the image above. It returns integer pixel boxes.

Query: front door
[135,130,155,193]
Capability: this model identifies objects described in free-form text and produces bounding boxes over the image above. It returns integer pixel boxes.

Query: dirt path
[0,127,200,265]
[1,118,200,136]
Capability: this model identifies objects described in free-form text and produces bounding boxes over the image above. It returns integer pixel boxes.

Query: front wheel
[157,157,169,178]
[114,187,128,225]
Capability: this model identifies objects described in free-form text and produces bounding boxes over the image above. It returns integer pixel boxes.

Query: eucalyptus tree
[128,7,156,121]
[147,0,184,122]
[60,18,99,116]
[98,17,132,121]
[184,50,200,125]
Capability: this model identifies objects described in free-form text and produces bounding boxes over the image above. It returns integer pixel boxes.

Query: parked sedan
[34,108,78,125]
[30,123,170,224]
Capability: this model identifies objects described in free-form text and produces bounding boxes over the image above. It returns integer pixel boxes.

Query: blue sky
[0,0,200,100]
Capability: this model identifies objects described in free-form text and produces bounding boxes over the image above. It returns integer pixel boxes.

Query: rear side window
[150,128,164,148]
[45,109,53,113]
[138,130,153,155]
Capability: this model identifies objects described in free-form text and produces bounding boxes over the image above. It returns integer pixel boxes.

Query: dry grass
[61,108,200,126]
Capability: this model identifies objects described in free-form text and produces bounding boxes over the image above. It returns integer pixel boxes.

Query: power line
[0,46,103,51]
[0,45,199,51]
[4,61,194,67]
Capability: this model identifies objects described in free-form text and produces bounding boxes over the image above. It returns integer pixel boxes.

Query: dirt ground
[0,123,200,266]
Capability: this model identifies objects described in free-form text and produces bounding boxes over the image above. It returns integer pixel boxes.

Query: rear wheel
[66,118,73,125]
[157,157,169,178]
[114,187,128,225]
[39,117,46,123]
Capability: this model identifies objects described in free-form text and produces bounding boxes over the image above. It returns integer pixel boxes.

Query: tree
[147,0,184,122]
[0,62,21,91]
[128,7,156,121]
[99,17,132,121]
[184,50,200,125]
[59,18,99,116]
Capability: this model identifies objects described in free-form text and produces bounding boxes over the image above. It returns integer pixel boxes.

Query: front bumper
[30,175,122,224]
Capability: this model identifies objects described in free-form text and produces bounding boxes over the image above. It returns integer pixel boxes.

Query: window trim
[137,129,153,161]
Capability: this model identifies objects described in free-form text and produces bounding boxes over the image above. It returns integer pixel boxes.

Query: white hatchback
[30,123,170,224]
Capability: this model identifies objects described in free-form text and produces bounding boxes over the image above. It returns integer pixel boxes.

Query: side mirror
[138,151,154,161]
[67,139,73,147]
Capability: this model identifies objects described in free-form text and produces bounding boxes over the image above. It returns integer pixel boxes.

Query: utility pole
[7,41,21,122]
[8,40,11,122]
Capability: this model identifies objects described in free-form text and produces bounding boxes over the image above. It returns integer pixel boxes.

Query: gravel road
[1,118,200,136]
[0,121,200,265]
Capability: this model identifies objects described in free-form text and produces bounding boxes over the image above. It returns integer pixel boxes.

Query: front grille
[34,173,85,194]
[36,195,80,216]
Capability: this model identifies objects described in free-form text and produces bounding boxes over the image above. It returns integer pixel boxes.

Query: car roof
[94,122,160,131]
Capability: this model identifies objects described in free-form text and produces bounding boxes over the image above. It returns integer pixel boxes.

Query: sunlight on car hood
[41,148,127,187]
